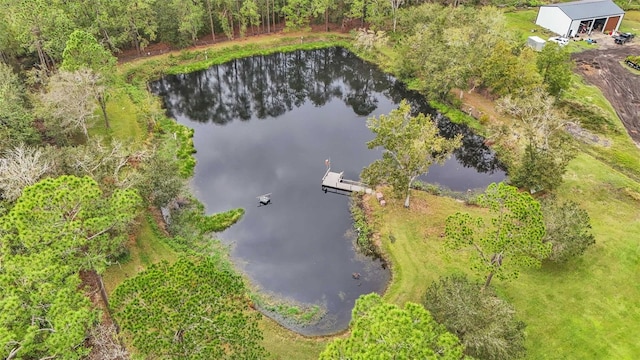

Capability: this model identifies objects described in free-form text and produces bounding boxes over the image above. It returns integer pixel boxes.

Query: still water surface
[151,47,506,335]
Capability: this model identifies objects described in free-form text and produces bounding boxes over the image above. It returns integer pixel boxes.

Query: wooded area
[1,0,638,358]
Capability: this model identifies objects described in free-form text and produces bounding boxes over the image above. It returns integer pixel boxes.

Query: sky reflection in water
[151,48,506,335]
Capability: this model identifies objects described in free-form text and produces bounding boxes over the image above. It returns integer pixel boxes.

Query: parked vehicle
[614,32,634,45]
[620,32,635,41]
[548,36,569,46]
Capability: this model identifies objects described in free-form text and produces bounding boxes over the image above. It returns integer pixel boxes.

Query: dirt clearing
[572,42,640,144]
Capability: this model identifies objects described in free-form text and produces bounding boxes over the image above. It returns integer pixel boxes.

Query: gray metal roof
[543,0,624,20]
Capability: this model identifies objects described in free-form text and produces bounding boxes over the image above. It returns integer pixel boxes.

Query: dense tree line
[0,0,590,69]
[0,0,395,67]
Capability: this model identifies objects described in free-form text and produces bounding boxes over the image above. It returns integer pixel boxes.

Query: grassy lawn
[88,88,147,144]
[102,216,178,295]
[503,154,640,359]
[373,192,472,306]
[260,317,328,360]
[370,151,640,358]
[564,74,640,180]
[504,9,550,42]
[620,10,640,34]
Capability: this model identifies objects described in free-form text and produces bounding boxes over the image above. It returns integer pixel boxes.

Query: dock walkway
[321,168,372,194]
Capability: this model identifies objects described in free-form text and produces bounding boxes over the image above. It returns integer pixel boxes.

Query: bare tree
[86,323,130,360]
[38,69,104,140]
[496,89,570,150]
[60,138,149,189]
[0,144,51,201]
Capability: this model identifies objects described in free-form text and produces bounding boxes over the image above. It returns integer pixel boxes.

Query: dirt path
[116,23,355,63]
[572,42,640,144]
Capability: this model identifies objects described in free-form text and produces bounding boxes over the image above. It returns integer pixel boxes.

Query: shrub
[350,195,374,255]
[424,274,527,360]
[557,99,620,135]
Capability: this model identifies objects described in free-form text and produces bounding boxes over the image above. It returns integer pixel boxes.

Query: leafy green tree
[424,274,527,360]
[111,257,267,359]
[240,0,261,36]
[0,62,39,149]
[311,0,336,31]
[282,0,313,30]
[320,293,464,359]
[0,9,23,64]
[173,0,206,44]
[444,182,551,289]
[84,0,153,52]
[2,175,140,271]
[103,0,158,54]
[510,143,571,194]
[344,0,367,24]
[536,42,573,97]
[137,144,184,208]
[0,256,96,360]
[6,0,74,69]
[361,100,462,208]
[216,0,236,40]
[480,41,543,97]
[202,0,219,41]
[365,0,391,30]
[541,196,595,263]
[395,5,509,100]
[61,30,117,73]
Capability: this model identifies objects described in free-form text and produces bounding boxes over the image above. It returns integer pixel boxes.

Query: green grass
[504,154,640,359]
[102,216,178,295]
[371,151,640,358]
[88,88,147,144]
[374,193,471,306]
[564,74,640,180]
[504,9,548,42]
[620,10,640,34]
[259,317,328,360]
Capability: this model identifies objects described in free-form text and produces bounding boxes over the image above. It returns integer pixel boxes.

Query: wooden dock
[322,168,372,194]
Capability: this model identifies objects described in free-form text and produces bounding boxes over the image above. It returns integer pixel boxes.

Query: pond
[150,47,506,336]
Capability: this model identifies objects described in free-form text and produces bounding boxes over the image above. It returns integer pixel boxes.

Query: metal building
[535,0,625,38]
